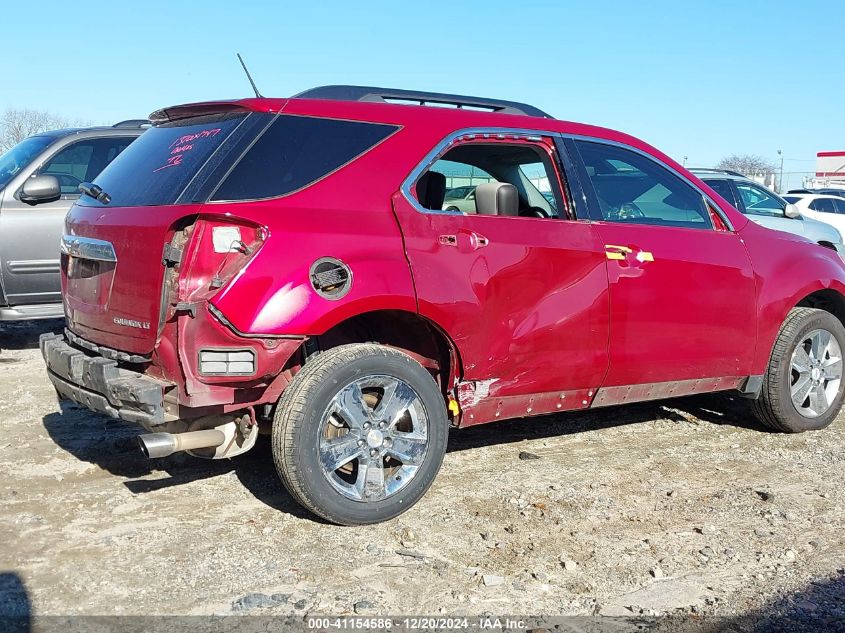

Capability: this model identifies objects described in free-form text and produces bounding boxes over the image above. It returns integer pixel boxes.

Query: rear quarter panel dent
[210,205,417,336]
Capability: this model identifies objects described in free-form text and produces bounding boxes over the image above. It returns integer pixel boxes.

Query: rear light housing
[176,217,267,305]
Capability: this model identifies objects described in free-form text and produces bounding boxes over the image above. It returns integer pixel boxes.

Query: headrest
[475,182,518,216]
[416,171,447,211]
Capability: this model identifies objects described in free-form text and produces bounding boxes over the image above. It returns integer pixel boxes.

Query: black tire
[272,343,448,525]
[752,307,845,432]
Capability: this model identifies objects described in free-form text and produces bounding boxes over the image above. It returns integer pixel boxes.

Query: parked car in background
[442,185,476,212]
[783,193,845,234]
[41,86,845,525]
[691,169,845,250]
[0,121,147,320]
[788,188,845,199]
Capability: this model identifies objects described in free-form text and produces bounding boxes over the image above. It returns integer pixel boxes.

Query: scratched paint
[456,378,498,408]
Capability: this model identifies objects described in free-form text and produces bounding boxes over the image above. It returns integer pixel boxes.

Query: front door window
[38,137,135,195]
[735,183,785,217]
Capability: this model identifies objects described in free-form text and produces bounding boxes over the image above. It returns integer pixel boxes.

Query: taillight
[178,218,266,303]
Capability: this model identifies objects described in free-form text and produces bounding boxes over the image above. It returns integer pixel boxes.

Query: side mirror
[784,203,801,219]
[20,175,61,204]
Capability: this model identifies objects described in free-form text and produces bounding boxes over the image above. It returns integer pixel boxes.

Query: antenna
[236,53,263,98]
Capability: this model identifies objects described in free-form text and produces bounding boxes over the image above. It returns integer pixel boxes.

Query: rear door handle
[444,230,489,252]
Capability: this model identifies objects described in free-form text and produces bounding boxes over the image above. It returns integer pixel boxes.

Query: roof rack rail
[689,167,745,178]
[293,85,552,118]
[112,119,151,129]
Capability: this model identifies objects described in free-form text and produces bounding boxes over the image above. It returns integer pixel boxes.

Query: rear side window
[210,116,398,201]
[809,198,837,214]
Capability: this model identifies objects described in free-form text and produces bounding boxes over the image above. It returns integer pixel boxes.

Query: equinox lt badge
[113,317,151,330]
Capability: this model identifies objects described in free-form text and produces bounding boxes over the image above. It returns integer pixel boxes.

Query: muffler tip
[138,432,177,459]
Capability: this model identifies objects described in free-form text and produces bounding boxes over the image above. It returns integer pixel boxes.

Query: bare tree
[0,109,89,152]
[715,154,778,177]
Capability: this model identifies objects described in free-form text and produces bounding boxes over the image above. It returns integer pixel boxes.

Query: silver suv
[692,168,844,250]
[0,122,146,321]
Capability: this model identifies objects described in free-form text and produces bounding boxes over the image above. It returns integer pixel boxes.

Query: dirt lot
[1,320,844,629]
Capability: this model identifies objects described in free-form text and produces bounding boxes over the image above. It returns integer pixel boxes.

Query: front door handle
[604,244,632,260]
[604,244,654,262]
[469,231,489,249]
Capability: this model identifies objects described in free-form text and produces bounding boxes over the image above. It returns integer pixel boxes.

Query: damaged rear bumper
[39,332,172,427]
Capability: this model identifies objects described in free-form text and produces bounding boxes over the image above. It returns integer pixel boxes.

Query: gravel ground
[1,320,844,630]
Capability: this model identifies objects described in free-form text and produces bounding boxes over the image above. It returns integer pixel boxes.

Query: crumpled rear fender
[209,204,417,336]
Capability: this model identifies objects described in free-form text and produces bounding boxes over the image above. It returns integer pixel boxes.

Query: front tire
[272,343,448,525]
[753,307,845,432]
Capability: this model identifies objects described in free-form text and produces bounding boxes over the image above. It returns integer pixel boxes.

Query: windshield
[0,136,55,190]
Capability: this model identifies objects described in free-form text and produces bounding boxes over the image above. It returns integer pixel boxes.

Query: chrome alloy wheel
[318,375,429,502]
[790,328,843,418]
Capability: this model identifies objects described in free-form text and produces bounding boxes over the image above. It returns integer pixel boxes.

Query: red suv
[41,86,845,525]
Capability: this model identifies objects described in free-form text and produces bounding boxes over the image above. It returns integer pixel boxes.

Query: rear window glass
[210,116,398,201]
[85,114,246,207]
[81,113,398,207]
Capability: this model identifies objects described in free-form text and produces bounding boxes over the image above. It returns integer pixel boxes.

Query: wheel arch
[753,279,845,375]
[310,309,463,396]
[795,288,845,325]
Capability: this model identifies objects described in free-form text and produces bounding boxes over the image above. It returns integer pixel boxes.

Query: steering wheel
[608,202,645,221]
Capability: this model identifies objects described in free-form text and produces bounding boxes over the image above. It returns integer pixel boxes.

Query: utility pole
[683,155,688,167]
[777,149,784,193]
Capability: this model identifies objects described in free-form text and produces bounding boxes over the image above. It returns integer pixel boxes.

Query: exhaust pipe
[138,429,226,458]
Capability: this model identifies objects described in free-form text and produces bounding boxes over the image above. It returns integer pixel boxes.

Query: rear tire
[272,343,448,525]
[752,307,845,432]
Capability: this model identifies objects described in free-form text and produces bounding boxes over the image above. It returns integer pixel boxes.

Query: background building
[804,151,845,189]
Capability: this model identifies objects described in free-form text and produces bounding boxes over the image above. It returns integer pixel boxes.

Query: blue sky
[3,0,840,188]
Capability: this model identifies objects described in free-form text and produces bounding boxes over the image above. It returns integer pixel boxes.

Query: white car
[783,193,845,234]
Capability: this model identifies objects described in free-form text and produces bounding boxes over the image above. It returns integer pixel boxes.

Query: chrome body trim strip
[400,126,735,231]
[61,235,117,262]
